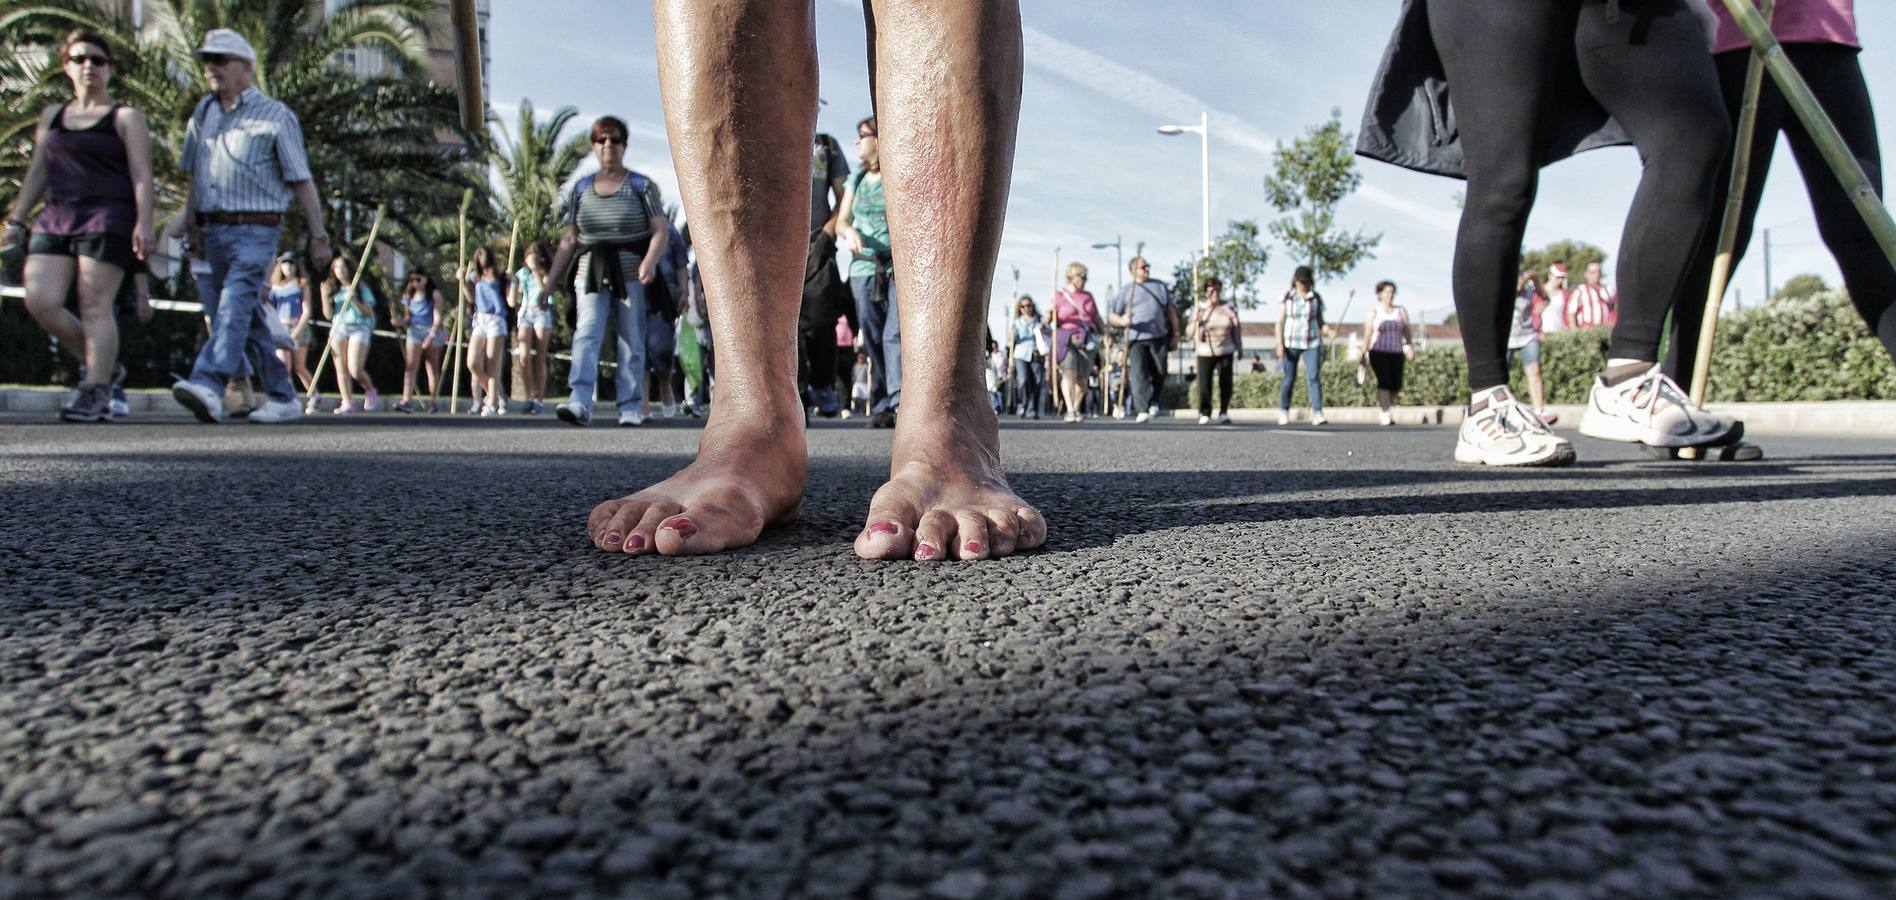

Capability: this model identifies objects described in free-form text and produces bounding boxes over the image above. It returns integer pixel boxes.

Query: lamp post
[1158,111,1210,263]
[1090,235,1123,304]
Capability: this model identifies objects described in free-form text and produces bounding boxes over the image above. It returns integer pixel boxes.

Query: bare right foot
[586,406,806,557]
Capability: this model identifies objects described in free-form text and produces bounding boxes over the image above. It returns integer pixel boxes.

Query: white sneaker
[1379,410,1393,426]
[1198,415,1211,425]
[1454,386,1575,467]
[1579,364,1737,448]
[1217,414,1231,425]
[1311,413,1328,426]
[479,406,493,418]
[171,380,225,423]
[249,398,305,424]
[363,388,380,412]
[555,401,591,427]
[661,402,677,419]
[1135,411,1151,424]
[1277,410,1290,426]
[618,409,645,427]
[494,402,508,416]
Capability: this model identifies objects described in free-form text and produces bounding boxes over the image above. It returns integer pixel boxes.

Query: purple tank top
[33,104,135,238]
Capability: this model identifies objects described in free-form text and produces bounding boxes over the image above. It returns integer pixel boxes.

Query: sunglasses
[856,132,875,141]
[592,136,626,146]
[200,53,239,66]
[67,53,111,67]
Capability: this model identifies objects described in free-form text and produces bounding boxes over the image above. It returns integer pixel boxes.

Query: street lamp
[1157,111,1210,263]
[1090,235,1123,302]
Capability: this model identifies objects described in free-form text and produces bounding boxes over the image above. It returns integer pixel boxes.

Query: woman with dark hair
[321,255,378,414]
[838,115,900,428]
[1009,294,1042,418]
[550,115,670,427]
[396,270,446,413]
[1275,265,1329,426]
[4,29,154,422]
[511,241,555,415]
[1187,275,1242,425]
[1359,279,1415,426]
[463,245,508,416]
[270,254,316,402]
[1359,0,1737,466]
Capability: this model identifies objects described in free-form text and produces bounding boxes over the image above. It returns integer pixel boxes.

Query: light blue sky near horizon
[488,1,1895,339]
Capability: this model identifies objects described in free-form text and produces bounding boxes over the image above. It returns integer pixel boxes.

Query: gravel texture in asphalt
[2,414,1893,898]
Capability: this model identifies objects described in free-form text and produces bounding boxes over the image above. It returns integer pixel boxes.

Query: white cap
[197,28,256,63]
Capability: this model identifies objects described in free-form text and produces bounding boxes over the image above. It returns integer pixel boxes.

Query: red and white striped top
[1562,284,1618,330]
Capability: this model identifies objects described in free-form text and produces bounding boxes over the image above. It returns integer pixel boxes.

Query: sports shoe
[333,400,359,415]
[1198,415,1211,425]
[1644,441,1764,462]
[1136,411,1152,424]
[108,385,130,420]
[60,383,110,423]
[1311,413,1328,426]
[1217,414,1231,425]
[249,398,304,424]
[171,380,225,423]
[1537,408,1559,426]
[618,408,645,427]
[1277,410,1290,426]
[661,402,678,419]
[1454,386,1575,468]
[479,406,494,418]
[1578,364,1737,448]
[494,401,508,416]
[555,401,591,426]
[363,388,380,412]
[1379,410,1394,426]
[394,400,417,413]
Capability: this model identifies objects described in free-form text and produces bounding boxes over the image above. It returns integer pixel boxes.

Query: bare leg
[424,343,443,404]
[350,338,374,395]
[531,330,550,400]
[331,339,354,405]
[1525,362,1548,410]
[402,340,421,403]
[21,256,86,366]
[586,0,813,557]
[73,258,124,380]
[855,0,1044,561]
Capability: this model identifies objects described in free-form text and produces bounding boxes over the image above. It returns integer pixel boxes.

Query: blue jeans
[188,224,291,402]
[851,273,901,414]
[568,290,645,414]
[1011,357,1041,416]
[1279,345,1323,412]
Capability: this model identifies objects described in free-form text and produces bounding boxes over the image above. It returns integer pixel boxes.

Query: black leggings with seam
[1430,0,1731,390]
[1667,44,1895,382]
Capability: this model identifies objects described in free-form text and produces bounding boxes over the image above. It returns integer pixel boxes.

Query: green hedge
[1159,290,1892,408]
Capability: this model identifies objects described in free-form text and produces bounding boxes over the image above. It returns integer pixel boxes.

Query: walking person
[587,0,1046,560]
[646,220,689,418]
[1358,0,1738,466]
[1186,276,1242,425]
[465,246,509,416]
[839,115,900,428]
[1359,279,1416,426]
[802,131,853,418]
[395,270,445,413]
[1009,295,1043,419]
[550,116,669,427]
[6,28,155,422]
[511,242,555,415]
[1107,255,1179,423]
[1507,271,1557,424]
[1050,263,1107,424]
[169,28,330,424]
[269,254,316,403]
[1276,266,1330,426]
[1564,259,1618,330]
[321,255,377,414]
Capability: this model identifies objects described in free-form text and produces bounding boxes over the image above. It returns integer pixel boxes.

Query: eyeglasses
[200,53,237,66]
[592,136,626,146]
[67,53,111,67]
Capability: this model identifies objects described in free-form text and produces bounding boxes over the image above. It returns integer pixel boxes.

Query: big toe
[653,488,768,557]
[855,490,921,561]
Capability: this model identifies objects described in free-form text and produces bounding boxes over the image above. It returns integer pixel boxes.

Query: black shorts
[28,231,136,272]
[1368,350,1406,393]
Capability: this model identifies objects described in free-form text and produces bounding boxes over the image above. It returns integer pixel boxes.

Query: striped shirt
[1562,283,1617,329]
[1279,290,1324,350]
[1369,305,1409,353]
[565,171,662,289]
[181,86,313,214]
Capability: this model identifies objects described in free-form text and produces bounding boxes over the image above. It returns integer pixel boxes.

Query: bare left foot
[853,401,1046,561]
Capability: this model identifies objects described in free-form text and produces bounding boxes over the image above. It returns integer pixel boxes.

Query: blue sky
[489,1,1896,337]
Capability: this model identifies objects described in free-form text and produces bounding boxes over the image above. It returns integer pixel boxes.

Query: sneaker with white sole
[1217,413,1231,425]
[1379,410,1394,426]
[1578,364,1737,448]
[333,400,359,415]
[1311,413,1328,426]
[108,385,130,420]
[1135,411,1152,424]
[171,380,225,423]
[556,401,591,426]
[1454,386,1575,467]
[60,383,110,423]
[1198,415,1211,425]
[1277,410,1290,426]
[249,398,305,423]
[618,409,645,427]
[363,388,380,412]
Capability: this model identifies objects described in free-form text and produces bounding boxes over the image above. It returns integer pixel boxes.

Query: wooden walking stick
[447,189,473,412]
[503,217,525,404]
[304,204,386,413]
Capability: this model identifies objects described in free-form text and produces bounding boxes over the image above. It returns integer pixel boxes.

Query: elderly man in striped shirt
[1563,260,1619,330]
[170,28,331,424]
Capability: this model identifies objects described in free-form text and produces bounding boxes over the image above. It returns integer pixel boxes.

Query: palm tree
[0,0,489,271]
[489,99,589,257]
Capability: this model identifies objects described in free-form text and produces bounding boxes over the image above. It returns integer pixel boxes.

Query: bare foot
[854,400,1047,561]
[587,407,806,557]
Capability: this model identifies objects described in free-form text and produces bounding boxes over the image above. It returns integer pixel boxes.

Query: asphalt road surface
[2,413,1893,898]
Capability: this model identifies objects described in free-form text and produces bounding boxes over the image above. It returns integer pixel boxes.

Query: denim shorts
[330,322,373,345]
[406,325,439,347]
[279,313,311,347]
[519,307,554,331]
[1509,338,1542,367]
[473,312,509,339]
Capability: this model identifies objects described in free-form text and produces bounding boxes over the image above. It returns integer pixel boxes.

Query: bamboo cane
[503,217,524,405]
[304,204,386,412]
[1049,247,1063,417]
[447,189,473,411]
[1685,0,1775,454]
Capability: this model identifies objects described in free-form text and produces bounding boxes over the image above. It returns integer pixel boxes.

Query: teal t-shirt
[331,284,374,327]
[845,169,889,279]
[515,267,549,310]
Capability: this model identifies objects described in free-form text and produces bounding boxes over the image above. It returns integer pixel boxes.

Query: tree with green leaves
[1774,273,1829,303]
[489,99,589,258]
[1263,108,1380,283]
[1520,240,1607,282]
[0,0,488,276]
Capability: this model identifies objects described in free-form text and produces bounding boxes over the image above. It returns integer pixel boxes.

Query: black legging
[1430,0,1731,390]
[1196,353,1233,417]
[1669,43,1895,383]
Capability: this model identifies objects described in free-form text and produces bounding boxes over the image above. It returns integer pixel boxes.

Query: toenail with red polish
[964,541,985,555]
[603,532,623,546]
[627,534,647,552]
[869,521,900,536]
[660,517,697,538]
[916,543,939,560]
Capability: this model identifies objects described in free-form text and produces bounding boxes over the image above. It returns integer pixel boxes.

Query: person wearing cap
[169,28,331,424]
[1107,255,1179,423]
[4,28,155,423]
